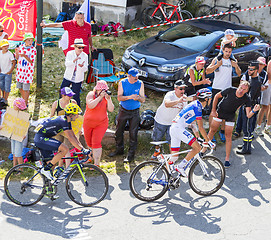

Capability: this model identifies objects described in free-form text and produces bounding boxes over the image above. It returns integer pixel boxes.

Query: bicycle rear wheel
[141,6,164,26]
[4,164,45,206]
[66,164,109,207]
[129,161,169,202]
[219,13,240,23]
[188,156,225,196]
[196,4,214,17]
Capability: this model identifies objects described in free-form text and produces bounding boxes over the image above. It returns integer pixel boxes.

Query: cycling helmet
[64,103,82,115]
[196,88,212,100]
[141,109,155,118]
[140,114,154,130]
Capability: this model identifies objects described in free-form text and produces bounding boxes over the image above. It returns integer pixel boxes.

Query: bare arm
[165,95,187,108]
[86,91,105,109]
[105,94,114,112]
[245,104,261,118]
[189,69,211,86]
[50,100,58,117]
[196,119,210,142]
[65,129,84,150]
[40,21,63,28]
[210,92,222,117]
[206,58,222,74]
[6,60,16,74]
[231,60,241,77]
[138,82,145,103]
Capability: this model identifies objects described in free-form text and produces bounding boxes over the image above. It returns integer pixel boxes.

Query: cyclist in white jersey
[169,88,216,176]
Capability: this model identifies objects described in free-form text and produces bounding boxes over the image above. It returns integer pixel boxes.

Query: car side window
[234,34,256,48]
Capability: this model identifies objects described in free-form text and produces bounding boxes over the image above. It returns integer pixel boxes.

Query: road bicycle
[129,141,225,202]
[4,148,109,207]
[196,0,241,23]
[141,0,193,26]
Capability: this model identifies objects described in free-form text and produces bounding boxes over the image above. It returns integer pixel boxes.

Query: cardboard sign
[0,107,30,142]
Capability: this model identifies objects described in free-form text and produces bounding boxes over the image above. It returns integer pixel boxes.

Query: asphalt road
[1,133,271,240]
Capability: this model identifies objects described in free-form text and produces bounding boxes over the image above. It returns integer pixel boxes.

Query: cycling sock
[44,162,53,171]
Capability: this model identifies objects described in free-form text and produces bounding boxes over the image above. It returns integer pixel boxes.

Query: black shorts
[34,134,62,159]
[217,111,235,122]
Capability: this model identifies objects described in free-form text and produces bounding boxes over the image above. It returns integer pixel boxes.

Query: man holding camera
[109,68,145,163]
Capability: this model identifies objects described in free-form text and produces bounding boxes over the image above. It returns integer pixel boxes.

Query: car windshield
[159,23,222,52]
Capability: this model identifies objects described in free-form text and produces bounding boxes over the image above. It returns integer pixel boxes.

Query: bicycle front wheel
[66,164,109,207]
[178,10,193,20]
[188,156,225,196]
[129,161,169,202]
[4,164,45,206]
[141,6,164,26]
[219,13,240,23]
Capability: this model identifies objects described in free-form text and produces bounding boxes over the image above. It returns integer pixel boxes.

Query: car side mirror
[208,50,218,58]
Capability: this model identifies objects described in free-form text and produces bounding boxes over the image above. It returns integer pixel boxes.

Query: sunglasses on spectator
[248,67,256,71]
[0,30,4,32]
[77,46,84,49]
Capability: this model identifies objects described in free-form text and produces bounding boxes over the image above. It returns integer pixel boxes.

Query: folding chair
[86,49,122,85]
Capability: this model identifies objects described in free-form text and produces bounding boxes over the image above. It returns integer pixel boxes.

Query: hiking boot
[41,167,54,180]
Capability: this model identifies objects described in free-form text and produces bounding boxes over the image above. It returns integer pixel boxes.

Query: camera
[105,90,112,95]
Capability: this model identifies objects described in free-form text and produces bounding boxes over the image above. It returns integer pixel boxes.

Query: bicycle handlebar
[229,3,241,10]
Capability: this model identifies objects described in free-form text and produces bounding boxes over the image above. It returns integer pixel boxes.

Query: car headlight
[123,43,139,59]
[124,49,131,59]
[157,64,187,73]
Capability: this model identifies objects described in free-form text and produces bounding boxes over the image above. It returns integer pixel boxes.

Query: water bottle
[35,160,42,168]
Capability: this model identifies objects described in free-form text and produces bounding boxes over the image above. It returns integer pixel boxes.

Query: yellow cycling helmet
[64,103,82,115]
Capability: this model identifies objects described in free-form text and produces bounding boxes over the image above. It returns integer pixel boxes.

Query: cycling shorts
[34,134,62,159]
[170,124,196,151]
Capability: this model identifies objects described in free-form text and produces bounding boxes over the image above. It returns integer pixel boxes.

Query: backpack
[24,148,42,163]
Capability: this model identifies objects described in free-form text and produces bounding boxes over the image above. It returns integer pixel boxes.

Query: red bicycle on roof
[141,0,193,26]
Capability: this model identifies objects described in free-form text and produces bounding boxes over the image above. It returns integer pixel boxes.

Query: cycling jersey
[34,116,72,159]
[35,116,72,137]
[172,100,203,127]
[170,100,202,149]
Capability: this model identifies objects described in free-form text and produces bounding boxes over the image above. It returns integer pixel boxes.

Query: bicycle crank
[169,177,181,190]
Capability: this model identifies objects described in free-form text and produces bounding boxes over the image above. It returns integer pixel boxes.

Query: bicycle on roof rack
[196,0,241,23]
[141,0,193,27]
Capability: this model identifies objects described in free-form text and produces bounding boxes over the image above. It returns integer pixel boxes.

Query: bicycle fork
[196,153,209,177]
